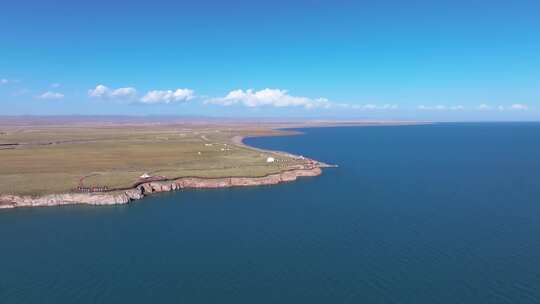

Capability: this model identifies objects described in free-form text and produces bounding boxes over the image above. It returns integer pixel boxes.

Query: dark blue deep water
[2,123,540,303]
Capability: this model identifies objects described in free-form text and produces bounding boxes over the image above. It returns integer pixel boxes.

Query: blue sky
[1,0,539,120]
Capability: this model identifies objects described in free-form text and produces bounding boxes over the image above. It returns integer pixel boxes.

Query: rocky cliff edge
[0,167,322,209]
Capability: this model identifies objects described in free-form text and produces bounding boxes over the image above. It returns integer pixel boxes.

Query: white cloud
[37,91,64,100]
[88,84,137,100]
[207,88,330,109]
[111,87,137,98]
[207,89,402,111]
[140,89,195,104]
[88,84,109,98]
[418,105,442,110]
[476,104,529,111]
[449,105,464,110]
[349,104,399,110]
[477,104,493,111]
[1,78,21,84]
[416,103,531,112]
[510,104,528,111]
[417,105,464,111]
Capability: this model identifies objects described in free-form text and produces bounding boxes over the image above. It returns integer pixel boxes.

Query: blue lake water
[2,123,540,303]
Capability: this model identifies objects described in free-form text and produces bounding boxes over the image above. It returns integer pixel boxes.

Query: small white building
[140,173,151,179]
[266,157,275,163]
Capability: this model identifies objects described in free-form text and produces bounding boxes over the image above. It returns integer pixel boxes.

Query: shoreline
[0,134,331,210]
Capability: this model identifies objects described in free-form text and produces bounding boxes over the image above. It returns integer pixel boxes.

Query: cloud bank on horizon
[417,104,529,112]
[82,85,532,113]
[2,80,533,118]
[85,85,404,111]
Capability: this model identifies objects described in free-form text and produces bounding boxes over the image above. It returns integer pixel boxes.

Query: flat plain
[0,117,414,196]
[0,121,293,196]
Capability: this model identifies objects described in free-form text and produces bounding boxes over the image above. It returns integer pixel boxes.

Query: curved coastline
[0,134,329,210]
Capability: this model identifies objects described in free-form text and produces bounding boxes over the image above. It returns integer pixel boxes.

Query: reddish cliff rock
[0,167,323,209]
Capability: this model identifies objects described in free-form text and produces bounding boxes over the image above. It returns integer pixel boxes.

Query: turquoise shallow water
[2,123,540,303]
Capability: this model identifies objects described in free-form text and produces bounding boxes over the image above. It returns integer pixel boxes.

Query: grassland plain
[0,124,283,196]
[0,117,414,200]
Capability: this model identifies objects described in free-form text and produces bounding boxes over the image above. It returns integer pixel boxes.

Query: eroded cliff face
[0,167,322,209]
[0,189,144,209]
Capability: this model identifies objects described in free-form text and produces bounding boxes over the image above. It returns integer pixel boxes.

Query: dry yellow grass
[0,122,305,196]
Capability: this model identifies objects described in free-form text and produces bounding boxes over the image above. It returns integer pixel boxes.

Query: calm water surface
[2,123,540,303]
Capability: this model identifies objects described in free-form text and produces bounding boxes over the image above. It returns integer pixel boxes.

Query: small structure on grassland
[136,173,167,185]
[266,157,275,163]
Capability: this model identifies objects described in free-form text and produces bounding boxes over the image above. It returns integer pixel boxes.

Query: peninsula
[0,117,409,209]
